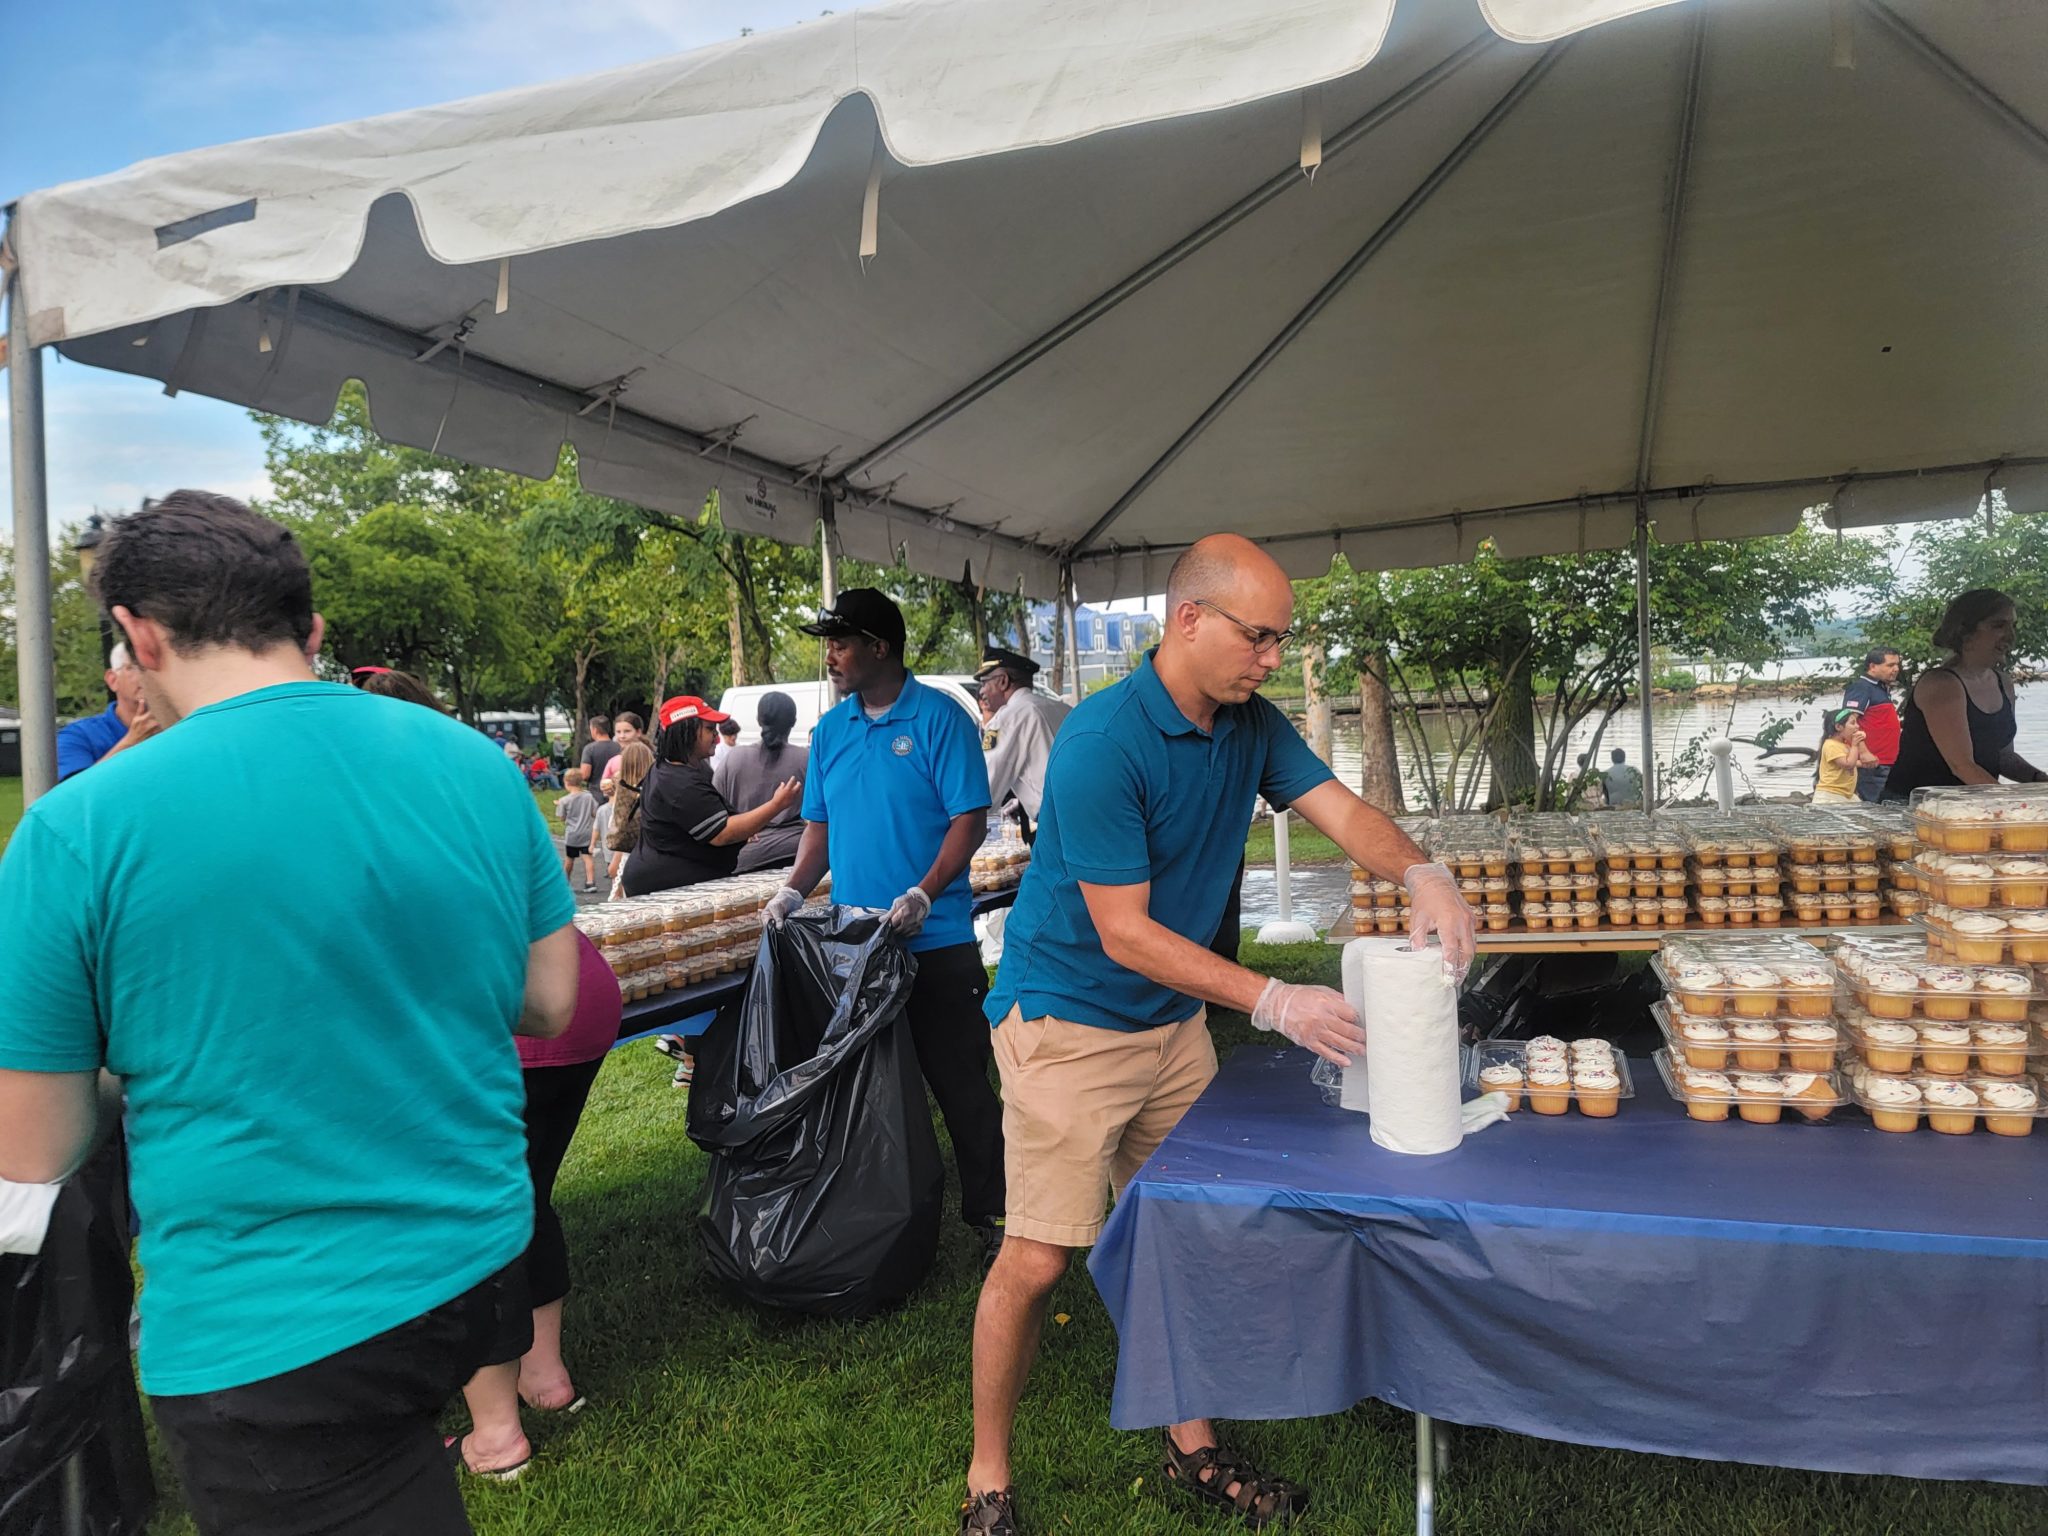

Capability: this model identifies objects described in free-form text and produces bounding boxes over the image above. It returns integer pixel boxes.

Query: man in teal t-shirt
[0,491,580,1536]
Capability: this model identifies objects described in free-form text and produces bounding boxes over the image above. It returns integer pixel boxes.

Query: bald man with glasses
[959,534,1474,1536]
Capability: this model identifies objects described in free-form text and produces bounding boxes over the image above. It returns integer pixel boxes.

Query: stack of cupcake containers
[576,870,833,1000]
[1348,816,1435,935]
[1508,813,1601,932]
[1833,802,1924,917]
[1680,818,1787,928]
[1755,810,1887,926]
[1435,819,1515,933]
[1824,785,2048,1135]
[1470,1035,1635,1118]
[1587,813,1691,930]
[1650,935,1850,1124]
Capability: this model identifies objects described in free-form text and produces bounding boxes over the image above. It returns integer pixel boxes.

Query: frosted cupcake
[1784,1021,1838,1073]
[1999,799,2048,854]
[1573,1064,1622,1118]
[1779,964,1836,1019]
[2010,912,2048,964]
[1974,968,2035,1024]
[1733,1073,1785,1125]
[1679,1018,1731,1070]
[1681,1069,1734,1123]
[1860,1019,1919,1074]
[1780,1071,1839,1122]
[1526,1064,1571,1116]
[1918,965,1979,1022]
[1733,1021,1782,1072]
[1977,1078,2038,1137]
[1727,965,1783,1019]
[1858,962,1923,1020]
[1662,897,1690,926]
[1923,1079,1979,1136]
[1573,899,1602,931]
[1971,1022,2030,1077]
[1995,859,2048,908]
[1918,1021,1974,1077]
[1942,860,1997,907]
[1726,893,1757,925]
[1606,898,1636,927]
[1863,1074,1922,1133]
[1948,911,2010,965]
[1478,1062,1524,1112]
[1697,894,1728,926]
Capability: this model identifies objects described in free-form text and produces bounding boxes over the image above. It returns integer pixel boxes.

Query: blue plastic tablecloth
[1088,1046,2048,1485]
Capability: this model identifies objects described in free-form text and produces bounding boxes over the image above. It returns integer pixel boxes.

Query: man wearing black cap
[976,647,1072,841]
[767,589,1006,1262]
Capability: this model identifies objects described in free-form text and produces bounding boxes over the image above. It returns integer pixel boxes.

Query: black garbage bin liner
[0,1137,156,1535]
[687,906,943,1318]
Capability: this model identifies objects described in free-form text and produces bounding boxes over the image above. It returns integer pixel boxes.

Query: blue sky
[2,0,852,533]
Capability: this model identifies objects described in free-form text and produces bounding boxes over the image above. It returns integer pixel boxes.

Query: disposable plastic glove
[1251,977,1369,1067]
[884,885,932,937]
[1404,862,1477,983]
[763,886,805,927]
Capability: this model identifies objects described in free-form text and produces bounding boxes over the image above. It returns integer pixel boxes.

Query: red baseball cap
[657,695,732,730]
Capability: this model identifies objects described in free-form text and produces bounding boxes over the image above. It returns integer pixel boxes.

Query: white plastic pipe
[1708,737,1735,813]
[1256,810,1320,944]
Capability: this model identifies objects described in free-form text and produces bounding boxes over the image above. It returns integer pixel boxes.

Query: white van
[718,674,988,747]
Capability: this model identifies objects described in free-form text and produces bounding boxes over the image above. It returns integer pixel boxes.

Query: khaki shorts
[991,1005,1217,1247]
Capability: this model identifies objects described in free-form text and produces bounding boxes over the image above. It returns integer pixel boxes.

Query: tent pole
[1634,500,1655,808]
[836,33,1497,487]
[7,255,58,804]
[819,495,840,606]
[1070,44,1569,557]
[1858,0,2048,158]
[1064,572,1083,705]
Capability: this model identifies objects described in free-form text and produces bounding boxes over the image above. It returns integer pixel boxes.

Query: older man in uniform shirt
[765,589,1007,1265]
[975,646,1071,841]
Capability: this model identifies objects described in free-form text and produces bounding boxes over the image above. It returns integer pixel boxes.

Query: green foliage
[1302,514,1894,810]
[1860,501,2048,673]
[1653,668,1698,691]
[0,530,119,721]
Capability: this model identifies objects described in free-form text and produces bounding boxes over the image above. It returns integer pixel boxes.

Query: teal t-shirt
[0,681,575,1396]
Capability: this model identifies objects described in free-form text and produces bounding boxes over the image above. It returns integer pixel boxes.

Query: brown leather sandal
[1161,1431,1308,1527]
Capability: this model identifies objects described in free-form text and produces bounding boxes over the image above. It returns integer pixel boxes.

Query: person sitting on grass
[558,767,598,891]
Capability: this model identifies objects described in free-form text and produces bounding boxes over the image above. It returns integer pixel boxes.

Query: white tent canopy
[7,0,2047,803]
[10,0,2045,607]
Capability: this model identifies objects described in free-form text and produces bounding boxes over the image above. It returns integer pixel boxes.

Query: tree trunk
[1302,632,1332,766]
[572,653,590,751]
[1358,647,1405,814]
[1482,609,1540,809]
[727,577,749,687]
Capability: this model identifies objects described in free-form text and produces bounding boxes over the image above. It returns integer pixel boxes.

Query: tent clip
[414,301,491,364]
[695,414,757,454]
[576,367,646,418]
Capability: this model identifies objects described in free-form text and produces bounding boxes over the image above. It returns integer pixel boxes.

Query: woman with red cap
[621,696,801,898]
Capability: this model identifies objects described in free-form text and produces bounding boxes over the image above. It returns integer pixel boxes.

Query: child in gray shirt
[557,769,598,891]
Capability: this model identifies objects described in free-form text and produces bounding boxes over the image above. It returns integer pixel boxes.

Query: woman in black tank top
[1884,588,2047,800]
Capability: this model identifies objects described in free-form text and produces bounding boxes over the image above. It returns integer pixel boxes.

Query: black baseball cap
[800,588,906,656]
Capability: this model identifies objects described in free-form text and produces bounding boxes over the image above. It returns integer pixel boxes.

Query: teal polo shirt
[985,650,1334,1031]
[0,681,574,1396]
[801,674,990,953]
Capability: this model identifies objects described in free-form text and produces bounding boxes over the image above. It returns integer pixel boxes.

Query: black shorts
[565,843,591,858]
[151,1263,529,1536]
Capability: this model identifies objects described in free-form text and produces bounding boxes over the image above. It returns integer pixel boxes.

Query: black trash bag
[688,906,943,1317]
[0,1138,157,1536]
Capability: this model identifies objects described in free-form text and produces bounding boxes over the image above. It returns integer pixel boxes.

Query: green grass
[1242,819,1346,868]
[0,777,21,854]
[135,938,2037,1534]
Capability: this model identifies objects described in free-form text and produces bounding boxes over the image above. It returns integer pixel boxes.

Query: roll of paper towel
[1342,936,1463,1155]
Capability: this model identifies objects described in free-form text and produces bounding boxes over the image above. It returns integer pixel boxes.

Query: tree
[1303,514,1894,810]
[0,533,108,720]
[1863,501,2048,673]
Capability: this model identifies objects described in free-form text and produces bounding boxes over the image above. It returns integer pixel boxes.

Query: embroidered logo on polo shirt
[892,734,914,756]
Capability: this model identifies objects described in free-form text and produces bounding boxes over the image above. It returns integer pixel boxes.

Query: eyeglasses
[1194,599,1294,657]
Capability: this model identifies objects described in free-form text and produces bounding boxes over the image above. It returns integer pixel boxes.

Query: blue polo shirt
[56,700,126,780]
[986,650,1334,1031]
[802,674,991,953]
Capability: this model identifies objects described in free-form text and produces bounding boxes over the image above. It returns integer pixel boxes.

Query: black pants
[521,1055,605,1314]
[904,941,1006,1229]
[151,1264,525,1536]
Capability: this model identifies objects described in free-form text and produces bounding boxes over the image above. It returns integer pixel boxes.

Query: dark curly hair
[93,490,313,654]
